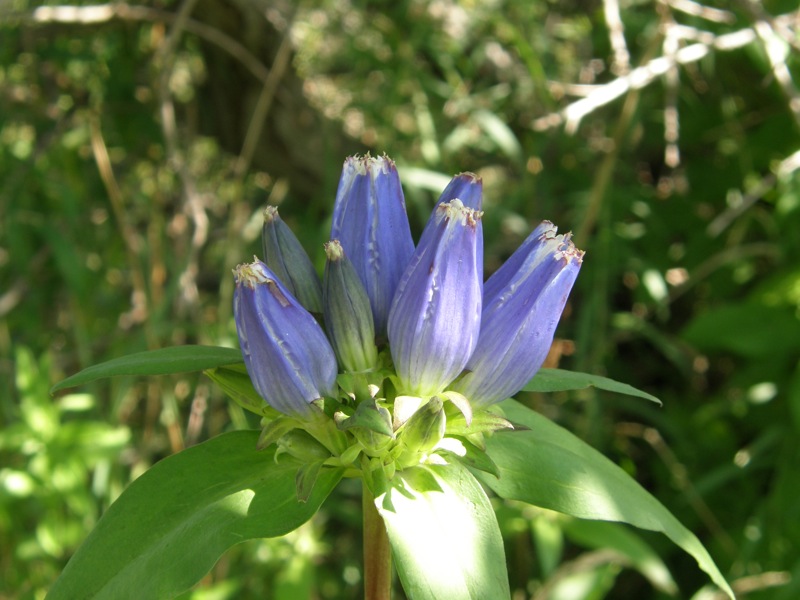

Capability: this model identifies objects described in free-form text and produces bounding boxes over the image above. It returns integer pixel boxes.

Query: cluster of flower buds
[233,154,583,479]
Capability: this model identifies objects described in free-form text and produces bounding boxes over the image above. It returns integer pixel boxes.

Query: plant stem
[362,482,392,600]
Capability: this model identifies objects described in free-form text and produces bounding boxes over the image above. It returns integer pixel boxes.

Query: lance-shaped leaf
[523,368,662,405]
[50,345,243,394]
[388,199,483,396]
[47,431,343,600]
[376,462,510,600]
[480,400,734,599]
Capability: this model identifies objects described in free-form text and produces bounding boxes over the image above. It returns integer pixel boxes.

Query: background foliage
[1,0,799,598]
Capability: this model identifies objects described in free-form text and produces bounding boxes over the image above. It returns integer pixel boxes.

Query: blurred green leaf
[47,431,343,600]
[50,346,244,393]
[472,110,523,164]
[523,369,662,405]
[482,400,733,599]
[563,518,678,594]
[682,304,800,358]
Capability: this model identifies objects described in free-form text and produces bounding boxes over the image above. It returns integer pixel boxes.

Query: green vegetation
[2,1,799,598]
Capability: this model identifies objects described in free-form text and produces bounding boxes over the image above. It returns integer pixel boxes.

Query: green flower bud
[275,429,332,463]
[262,206,323,314]
[399,396,445,455]
[323,240,379,372]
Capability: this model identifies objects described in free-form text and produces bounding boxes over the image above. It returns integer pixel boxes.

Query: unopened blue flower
[482,220,554,306]
[388,199,483,396]
[450,224,583,407]
[233,259,337,418]
[417,172,483,254]
[435,172,483,210]
[330,155,415,337]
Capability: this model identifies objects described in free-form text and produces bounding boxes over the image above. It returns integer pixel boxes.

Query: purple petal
[233,259,337,418]
[388,199,483,396]
[483,220,555,306]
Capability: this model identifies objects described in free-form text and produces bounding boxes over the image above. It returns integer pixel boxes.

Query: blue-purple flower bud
[417,172,483,255]
[262,206,324,314]
[330,154,415,336]
[388,199,483,396]
[451,225,584,407]
[233,259,337,418]
[323,240,379,373]
[482,221,555,306]
[436,172,483,210]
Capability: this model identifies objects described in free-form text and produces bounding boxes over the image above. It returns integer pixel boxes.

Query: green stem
[363,482,392,600]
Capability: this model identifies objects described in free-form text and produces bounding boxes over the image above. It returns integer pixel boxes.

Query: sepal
[397,396,446,457]
[436,436,501,478]
[334,398,395,456]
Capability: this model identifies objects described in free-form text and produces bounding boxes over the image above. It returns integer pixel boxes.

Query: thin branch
[664,0,736,24]
[662,20,682,168]
[232,13,296,178]
[604,0,631,75]
[745,3,800,128]
[151,0,208,316]
[22,3,271,85]
[532,26,760,133]
[707,148,800,237]
[89,116,149,330]
[668,243,780,303]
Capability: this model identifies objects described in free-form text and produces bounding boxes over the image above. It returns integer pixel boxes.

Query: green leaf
[481,400,733,599]
[682,303,800,358]
[50,346,244,394]
[523,368,662,405]
[47,430,343,600]
[563,518,678,594]
[377,462,510,600]
[472,109,523,164]
[206,363,281,419]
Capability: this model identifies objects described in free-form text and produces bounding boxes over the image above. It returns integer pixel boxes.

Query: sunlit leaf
[47,431,343,599]
[523,368,662,405]
[377,462,510,600]
[50,346,244,393]
[481,400,733,599]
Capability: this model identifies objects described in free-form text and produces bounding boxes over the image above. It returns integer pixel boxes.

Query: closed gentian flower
[388,199,483,397]
[436,172,482,210]
[330,154,415,336]
[323,240,379,373]
[233,259,337,418]
[450,225,583,407]
[262,206,324,314]
[482,220,555,306]
[417,172,483,255]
